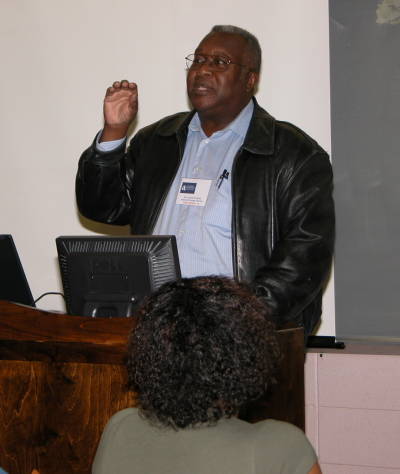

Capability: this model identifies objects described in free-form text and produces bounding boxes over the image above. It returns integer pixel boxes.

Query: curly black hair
[127,276,281,429]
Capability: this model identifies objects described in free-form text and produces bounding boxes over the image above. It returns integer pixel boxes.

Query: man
[76,25,334,335]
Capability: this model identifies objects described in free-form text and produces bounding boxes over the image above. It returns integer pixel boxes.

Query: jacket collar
[156,97,275,156]
[242,97,275,155]
[157,110,195,137]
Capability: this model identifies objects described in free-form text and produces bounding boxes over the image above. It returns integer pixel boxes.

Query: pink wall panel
[318,407,400,469]
[317,353,400,410]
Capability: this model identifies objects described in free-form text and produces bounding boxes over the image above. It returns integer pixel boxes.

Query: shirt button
[204,139,210,144]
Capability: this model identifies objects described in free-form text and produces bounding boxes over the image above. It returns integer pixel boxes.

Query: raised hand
[101,80,138,141]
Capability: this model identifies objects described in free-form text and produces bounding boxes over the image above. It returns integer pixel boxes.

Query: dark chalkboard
[330,0,400,341]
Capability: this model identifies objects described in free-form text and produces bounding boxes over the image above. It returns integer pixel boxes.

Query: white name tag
[176,178,212,207]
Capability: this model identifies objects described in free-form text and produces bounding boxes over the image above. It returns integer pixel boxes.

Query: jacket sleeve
[75,134,135,225]
[252,151,335,333]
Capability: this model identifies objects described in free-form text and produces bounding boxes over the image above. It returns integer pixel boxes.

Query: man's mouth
[191,83,214,94]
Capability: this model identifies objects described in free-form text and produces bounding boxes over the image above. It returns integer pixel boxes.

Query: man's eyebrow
[194,50,231,58]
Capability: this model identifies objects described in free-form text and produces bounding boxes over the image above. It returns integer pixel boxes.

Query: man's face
[186,32,258,123]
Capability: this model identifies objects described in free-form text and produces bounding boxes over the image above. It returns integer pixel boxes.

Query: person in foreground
[92,276,322,474]
[76,25,335,338]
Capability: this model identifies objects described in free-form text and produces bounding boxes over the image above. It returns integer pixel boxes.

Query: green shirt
[92,408,317,474]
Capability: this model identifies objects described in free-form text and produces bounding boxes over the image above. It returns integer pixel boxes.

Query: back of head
[127,276,280,429]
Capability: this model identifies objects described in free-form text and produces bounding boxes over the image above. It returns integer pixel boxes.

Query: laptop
[0,234,35,307]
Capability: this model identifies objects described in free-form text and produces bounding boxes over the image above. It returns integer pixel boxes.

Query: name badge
[176,178,212,207]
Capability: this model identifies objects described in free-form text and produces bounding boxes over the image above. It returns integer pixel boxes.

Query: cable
[34,292,65,304]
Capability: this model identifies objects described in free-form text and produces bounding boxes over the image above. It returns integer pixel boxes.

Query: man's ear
[246,71,259,93]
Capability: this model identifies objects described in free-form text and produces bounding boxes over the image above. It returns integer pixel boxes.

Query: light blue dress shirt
[97,100,254,278]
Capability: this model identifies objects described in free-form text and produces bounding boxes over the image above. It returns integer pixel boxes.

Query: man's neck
[198,99,253,137]
[199,117,233,137]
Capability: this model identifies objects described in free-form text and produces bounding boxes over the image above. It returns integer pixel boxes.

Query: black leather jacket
[76,99,334,335]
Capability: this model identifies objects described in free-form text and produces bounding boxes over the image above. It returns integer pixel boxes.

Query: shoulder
[273,119,331,180]
[252,420,317,473]
[277,120,325,150]
[252,100,329,161]
[107,407,139,423]
[101,408,141,434]
[92,409,141,474]
[228,417,314,448]
[135,111,193,139]
[254,419,310,442]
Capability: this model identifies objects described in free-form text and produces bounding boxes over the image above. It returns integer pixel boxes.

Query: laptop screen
[0,234,35,307]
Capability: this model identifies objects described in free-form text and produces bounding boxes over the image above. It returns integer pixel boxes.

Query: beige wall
[0,0,334,334]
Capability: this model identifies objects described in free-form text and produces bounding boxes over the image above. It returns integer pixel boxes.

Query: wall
[305,347,400,472]
[0,0,334,334]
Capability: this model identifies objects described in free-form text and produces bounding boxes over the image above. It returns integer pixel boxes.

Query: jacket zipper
[231,147,242,280]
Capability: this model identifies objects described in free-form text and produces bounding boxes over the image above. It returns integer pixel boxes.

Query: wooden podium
[0,300,304,474]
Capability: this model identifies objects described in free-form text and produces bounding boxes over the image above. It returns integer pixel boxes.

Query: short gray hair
[209,25,262,73]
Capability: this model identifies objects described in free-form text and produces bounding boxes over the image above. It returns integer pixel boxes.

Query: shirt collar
[188,100,254,138]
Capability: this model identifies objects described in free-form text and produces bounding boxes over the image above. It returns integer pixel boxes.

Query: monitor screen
[56,235,181,317]
[0,234,35,307]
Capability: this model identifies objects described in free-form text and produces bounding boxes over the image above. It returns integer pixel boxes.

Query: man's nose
[196,59,213,74]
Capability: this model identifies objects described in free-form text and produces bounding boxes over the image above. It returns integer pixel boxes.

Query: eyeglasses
[185,53,248,72]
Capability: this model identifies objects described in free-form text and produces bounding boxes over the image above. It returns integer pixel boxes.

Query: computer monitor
[56,235,181,317]
[0,234,35,307]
